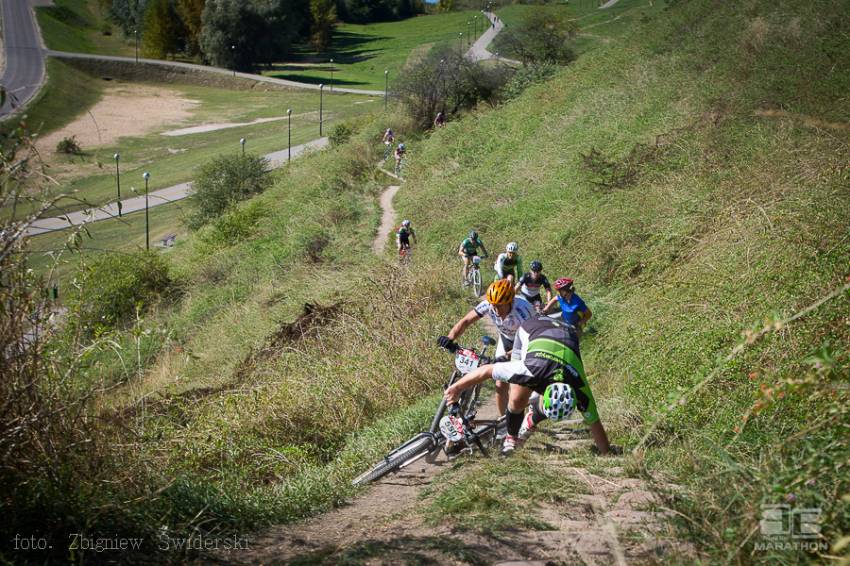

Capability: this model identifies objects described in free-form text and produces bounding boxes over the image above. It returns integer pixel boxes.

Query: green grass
[0,59,104,135]
[36,0,136,56]
[8,64,378,218]
[266,10,490,91]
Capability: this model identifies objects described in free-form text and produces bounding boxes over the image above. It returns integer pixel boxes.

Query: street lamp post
[134,29,139,63]
[329,58,334,92]
[114,153,123,218]
[467,20,472,47]
[318,84,324,136]
[384,70,389,110]
[240,138,246,156]
[143,172,150,251]
[231,45,236,77]
[458,32,463,55]
[287,108,292,162]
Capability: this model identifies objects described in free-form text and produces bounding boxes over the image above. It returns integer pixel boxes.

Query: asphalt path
[24,137,329,236]
[0,0,45,117]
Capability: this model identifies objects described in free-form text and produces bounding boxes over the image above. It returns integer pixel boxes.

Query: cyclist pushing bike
[396,219,417,256]
[515,260,552,313]
[494,242,523,283]
[543,277,592,335]
[444,316,611,456]
[438,279,535,416]
[458,230,489,284]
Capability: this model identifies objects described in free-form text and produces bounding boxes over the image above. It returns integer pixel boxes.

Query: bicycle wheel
[471,268,482,297]
[352,434,437,486]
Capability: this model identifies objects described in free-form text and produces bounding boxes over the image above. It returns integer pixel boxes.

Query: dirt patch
[754,108,850,132]
[35,83,198,157]
[373,185,400,255]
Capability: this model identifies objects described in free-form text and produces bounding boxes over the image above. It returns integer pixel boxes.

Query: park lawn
[36,0,136,57]
[26,200,189,288]
[8,71,379,218]
[266,10,490,91]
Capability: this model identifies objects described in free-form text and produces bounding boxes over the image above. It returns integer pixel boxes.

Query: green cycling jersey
[460,237,485,256]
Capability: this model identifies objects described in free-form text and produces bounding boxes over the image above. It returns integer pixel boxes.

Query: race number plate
[454,349,480,374]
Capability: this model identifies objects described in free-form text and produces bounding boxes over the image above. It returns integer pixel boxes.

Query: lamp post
[231,45,236,77]
[134,28,138,63]
[287,108,292,162]
[384,70,389,110]
[467,20,472,47]
[329,58,334,92]
[240,138,246,156]
[143,172,150,251]
[458,32,463,55]
[113,153,122,218]
[318,84,324,136]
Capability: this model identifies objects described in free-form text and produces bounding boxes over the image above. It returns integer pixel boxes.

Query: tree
[176,0,205,55]
[200,0,304,71]
[310,0,336,51]
[188,153,272,228]
[496,7,576,65]
[141,0,181,58]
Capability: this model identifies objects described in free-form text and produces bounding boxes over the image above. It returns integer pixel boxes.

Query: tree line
[104,0,424,70]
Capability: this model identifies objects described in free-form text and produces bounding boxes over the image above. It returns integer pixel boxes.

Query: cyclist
[543,277,592,335]
[396,219,417,255]
[434,111,446,128]
[437,279,534,415]
[444,316,611,456]
[494,242,522,283]
[458,230,489,284]
[382,128,395,159]
[394,143,406,174]
[514,260,552,312]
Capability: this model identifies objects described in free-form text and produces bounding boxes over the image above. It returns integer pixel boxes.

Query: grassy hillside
[397,0,850,561]
[8,0,849,563]
[36,0,135,56]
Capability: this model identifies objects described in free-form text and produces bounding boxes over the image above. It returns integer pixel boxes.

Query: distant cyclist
[382,128,394,144]
[396,219,417,255]
[458,230,489,284]
[437,279,534,415]
[394,143,406,174]
[444,316,611,456]
[543,277,592,335]
[434,111,446,128]
[494,242,522,283]
[515,260,552,312]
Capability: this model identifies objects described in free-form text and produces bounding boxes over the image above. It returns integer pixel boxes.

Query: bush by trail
[188,153,272,229]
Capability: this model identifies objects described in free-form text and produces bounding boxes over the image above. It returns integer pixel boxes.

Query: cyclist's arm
[457,243,466,257]
[479,242,488,257]
[494,254,506,278]
[412,229,418,245]
[542,296,559,315]
[447,309,482,342]
[578,306,592,327]
[444,365,495,403]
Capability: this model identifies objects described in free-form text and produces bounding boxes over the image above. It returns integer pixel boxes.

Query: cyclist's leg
[462,254,471,282]
[494,335,511,415]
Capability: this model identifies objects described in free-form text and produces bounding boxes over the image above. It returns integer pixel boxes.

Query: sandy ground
[35,83,198,157]
[372,184,400,254]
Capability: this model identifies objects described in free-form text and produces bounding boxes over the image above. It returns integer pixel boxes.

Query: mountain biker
[458,230,489,284]
[394,143,406,174]
[515,260,552,312]
[543,277,592,335]
[444,316,611,456]
[437,279,534,415]
[396,219,417,255]
[382,128,394,144]
[434,111,446,128]
[494,242,522,283]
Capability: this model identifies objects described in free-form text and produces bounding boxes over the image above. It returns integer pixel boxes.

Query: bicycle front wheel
[352,434,437,486]
[471,269,482,297]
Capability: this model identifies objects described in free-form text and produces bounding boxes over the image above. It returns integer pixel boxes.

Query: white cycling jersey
[473,296,535,342]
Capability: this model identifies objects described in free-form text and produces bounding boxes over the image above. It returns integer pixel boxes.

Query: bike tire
[472,269,481,297]
[352,434,436,486]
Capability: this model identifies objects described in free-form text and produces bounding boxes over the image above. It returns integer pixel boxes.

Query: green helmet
[541,382,575,421]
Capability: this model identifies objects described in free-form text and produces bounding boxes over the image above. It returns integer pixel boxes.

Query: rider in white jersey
[438,279,534,414]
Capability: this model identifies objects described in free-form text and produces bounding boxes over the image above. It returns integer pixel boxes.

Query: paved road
[0,0,45,117]
[48,51,385,96]
[25,137,329,236]
[466,11,520,65]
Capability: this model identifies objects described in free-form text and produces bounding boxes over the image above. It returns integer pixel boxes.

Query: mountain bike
[398,244,412,265]
[394,157,405,178]
[383,141,394,161]
[352,336,502,486]
[462,255,483,297]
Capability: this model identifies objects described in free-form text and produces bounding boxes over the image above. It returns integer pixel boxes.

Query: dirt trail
[222,318,687,564]
[372,184,401,255]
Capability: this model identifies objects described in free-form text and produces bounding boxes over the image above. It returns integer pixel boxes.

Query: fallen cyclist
[438,279,535,415]
[443,315,611,456]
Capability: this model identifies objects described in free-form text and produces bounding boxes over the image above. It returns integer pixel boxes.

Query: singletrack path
[372,184,400,255]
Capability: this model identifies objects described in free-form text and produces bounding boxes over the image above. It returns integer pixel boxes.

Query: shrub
[495,7,576,64]
[501,62,557,100]
[68,250,174,333]
[56,136,82,155]
[188,153,272,229]
[394,47,512,129]
[198,201,266,249]
[329,123,353,147]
